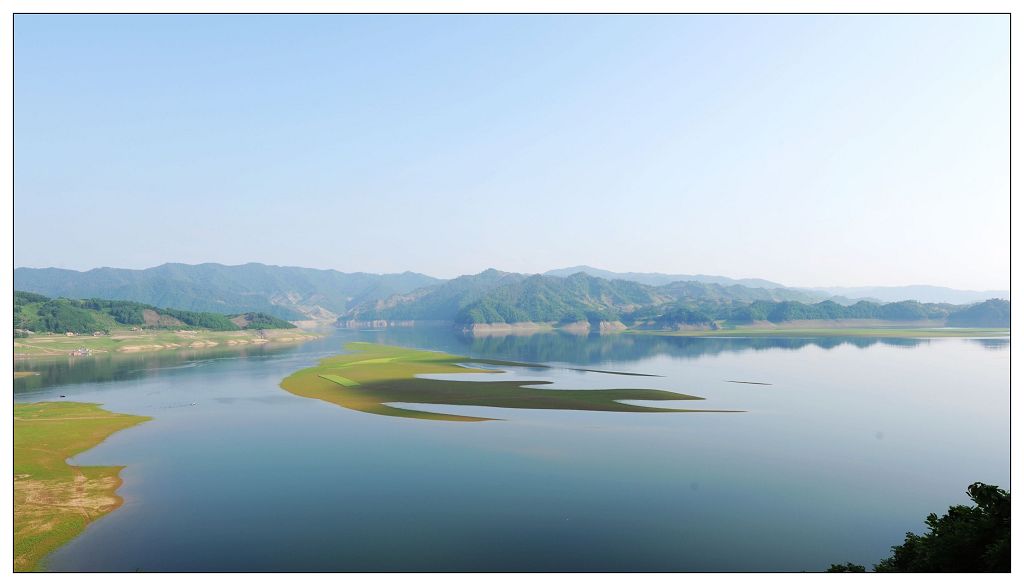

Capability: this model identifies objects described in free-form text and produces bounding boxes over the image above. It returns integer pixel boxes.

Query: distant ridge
[805,285,1009,305]
[543,265,785,289]
[342,268,1009,330]
[15,262,1008,325]
[545,265,1008,305]
[14,262,441,321]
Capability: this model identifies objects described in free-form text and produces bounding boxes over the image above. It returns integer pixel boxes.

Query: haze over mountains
[14,262,1009,329]
[13,263,440,321]
[543,266,786,289]
[544,266,1009,305]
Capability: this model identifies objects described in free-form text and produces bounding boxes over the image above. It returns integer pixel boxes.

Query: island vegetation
[280,342,730,421]
[14,402,150,572]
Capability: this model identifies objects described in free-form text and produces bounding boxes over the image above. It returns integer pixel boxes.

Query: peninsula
[280,342,729,421]
[14,402,150,571]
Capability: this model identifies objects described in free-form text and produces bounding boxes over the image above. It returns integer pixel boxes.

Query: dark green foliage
[32,299,109,334]
[826,562,866,572]
[356,271,666,326]
[829,482,1010,573]
[873,483,1009,572]
[947,299,1010,327]
[14,291,295,334]
[232,312,296,329]
[709,299,957,325]
[158,308,240,331]
[78,298,153,325]
[15,291,49,305]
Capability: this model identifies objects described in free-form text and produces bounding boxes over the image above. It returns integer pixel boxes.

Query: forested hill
[343,270,677,325]
[14,291,296,335]
[14,263,440,320]
[342,270,1010,329]
[626,298,1010,329]
[16,263,1008,330]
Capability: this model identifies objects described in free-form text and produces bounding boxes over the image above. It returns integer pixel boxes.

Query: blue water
[13,328,1009,571]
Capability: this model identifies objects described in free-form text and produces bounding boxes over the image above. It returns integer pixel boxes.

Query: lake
[13,327,1009,571]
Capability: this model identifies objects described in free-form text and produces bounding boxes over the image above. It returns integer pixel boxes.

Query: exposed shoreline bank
[14,402,151,571]
[14,328,323,359]
[338,321,1008,338]
[626,326,1009,338]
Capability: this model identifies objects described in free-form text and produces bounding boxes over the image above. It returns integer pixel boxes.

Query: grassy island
[14,402,150,571]
[280,342,728,421]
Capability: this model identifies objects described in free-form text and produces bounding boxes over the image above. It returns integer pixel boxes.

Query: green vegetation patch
[14,402,150,572]
[319,373,360,387]
[15,290,299,335]
[281,342,727,422]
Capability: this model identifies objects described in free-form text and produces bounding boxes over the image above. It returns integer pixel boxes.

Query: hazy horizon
[11,259,1011,293]
[14,15,1009,290]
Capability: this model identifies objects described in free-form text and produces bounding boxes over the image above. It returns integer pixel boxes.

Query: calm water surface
[14,328,1009,571]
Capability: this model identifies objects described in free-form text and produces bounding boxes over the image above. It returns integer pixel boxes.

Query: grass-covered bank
[281,342,729,421]
[14,402,151,572]
[14,328,321,358]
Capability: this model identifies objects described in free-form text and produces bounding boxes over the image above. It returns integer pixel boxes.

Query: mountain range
[14,263,1009,328]
[13,263,440,320]
[545,266,1008,305]
[345,270,1008,330]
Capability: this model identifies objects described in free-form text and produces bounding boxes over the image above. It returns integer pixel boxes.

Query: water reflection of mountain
[361,327,998,367]
[15,328,1005,392]
[971,338,1010,350]
[468,334,933,365]
[13,344,304,393]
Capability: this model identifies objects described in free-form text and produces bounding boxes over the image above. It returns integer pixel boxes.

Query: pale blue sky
[14,15,1009,289]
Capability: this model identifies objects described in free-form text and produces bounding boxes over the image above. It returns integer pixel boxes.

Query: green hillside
[946,299,1011,327]
[628,298,1009,329]
[345,269,527,322]
[341,271,1010,329]
[455,273,669,325]
[14,263,440,320]
[347,271,670,325]
[14,291,297,335]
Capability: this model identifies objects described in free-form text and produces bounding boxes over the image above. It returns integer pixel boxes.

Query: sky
[14,14,1009,289]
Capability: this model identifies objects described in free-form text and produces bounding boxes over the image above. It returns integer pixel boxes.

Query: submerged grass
[14,402,150,572]
[281,342,727,422]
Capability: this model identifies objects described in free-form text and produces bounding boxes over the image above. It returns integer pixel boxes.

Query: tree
[874,482,1009,572]
[826,562,866,573]
[828,482,1009,572]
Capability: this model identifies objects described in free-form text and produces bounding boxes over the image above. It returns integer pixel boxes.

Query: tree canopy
[828,482,1009,573]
